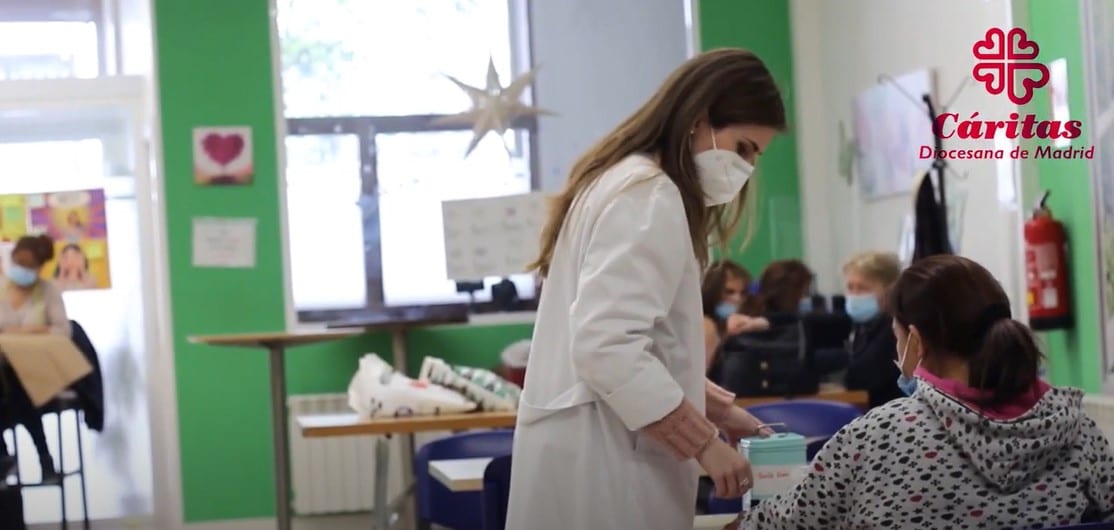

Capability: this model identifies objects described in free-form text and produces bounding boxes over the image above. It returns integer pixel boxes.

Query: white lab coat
[506,155,705,530]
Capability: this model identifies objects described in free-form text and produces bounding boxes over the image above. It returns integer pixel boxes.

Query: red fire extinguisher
[1024,190,1072,330]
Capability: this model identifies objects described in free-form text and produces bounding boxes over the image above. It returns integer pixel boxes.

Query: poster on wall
[1082,0,1114,391]
[193,126,254,186]
[851,69,937,200]
[26,189,111,291]
[0,195,27,243]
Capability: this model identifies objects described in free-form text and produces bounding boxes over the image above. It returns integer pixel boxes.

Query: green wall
[1019,0,1103,392]
[153,0,532,522]
[699,0,803,269]
[154,0,286,520]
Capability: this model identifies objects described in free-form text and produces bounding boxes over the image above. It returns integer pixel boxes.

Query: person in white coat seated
[505,48,787,530]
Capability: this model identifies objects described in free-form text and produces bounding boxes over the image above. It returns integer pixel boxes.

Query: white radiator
[287,393,406,515]
[1083,394,1114,442]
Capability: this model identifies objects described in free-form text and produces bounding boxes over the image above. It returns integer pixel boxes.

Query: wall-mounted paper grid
[442,192,549,280]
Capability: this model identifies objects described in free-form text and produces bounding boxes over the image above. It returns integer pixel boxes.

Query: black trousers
[0,364,50,462]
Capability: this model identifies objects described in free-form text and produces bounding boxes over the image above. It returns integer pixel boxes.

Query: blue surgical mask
[897,374,918,396]
[7,264,38,287]
[714,302,737,320]
[798,297,813,314]
[845,294,880,323]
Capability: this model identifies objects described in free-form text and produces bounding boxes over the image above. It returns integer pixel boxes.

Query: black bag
[0,487,25,530]
[714,321,819,397]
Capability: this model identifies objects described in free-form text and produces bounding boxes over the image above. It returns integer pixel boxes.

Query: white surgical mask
[894,334,922,375]
[694,131,754,206]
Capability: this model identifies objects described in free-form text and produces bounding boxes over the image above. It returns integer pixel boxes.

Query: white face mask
[694,131,755,206]
[894,333,922,374]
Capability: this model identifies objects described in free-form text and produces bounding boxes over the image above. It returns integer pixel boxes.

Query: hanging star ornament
[433,57,553,157]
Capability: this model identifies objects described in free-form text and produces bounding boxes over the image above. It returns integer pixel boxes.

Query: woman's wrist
[642,399,719,460]
[705,380,737,423]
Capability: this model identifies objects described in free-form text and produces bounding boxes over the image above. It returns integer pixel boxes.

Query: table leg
[391,329,418,529]
[372,437,392,530]
[267,345,293,530]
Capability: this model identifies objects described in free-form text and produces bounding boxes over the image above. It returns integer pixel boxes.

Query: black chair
[8,390,90,530]
[2,319,99,530]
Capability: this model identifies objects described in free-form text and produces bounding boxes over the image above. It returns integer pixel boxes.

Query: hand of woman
[696,438,754,499]
[725,315,770,336]
[718,406,774,444]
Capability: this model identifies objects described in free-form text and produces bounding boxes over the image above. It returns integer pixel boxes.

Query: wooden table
[300,411,517,438]
[191,311,469,530]
[189,330,362,530]
[327,311,471,528]
[694,514,739,530]
[735,389,868,410]
[297,390,862,530]
[428,457,495,493]
[299,411,516,530]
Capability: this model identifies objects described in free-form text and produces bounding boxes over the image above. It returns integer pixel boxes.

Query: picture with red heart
[193,126,254,186]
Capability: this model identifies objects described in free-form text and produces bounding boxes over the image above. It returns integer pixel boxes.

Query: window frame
[281,0,542,324]
[286,114,541,323]
[0,0,110,78]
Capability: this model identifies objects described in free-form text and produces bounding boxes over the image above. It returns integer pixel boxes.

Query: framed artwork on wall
[851,69,938,200]
[1081,0,1114,391]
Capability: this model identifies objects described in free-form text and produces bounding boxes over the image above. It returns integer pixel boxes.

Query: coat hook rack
[875,73,971,183]
[876,74,973,114]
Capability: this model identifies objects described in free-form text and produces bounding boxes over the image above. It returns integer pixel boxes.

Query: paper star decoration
[433,57,553,157]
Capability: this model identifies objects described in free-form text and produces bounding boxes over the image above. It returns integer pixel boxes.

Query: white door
[0,76,159,525]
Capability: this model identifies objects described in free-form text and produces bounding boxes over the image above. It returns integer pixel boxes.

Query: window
[0,0,107,79]
[278,0,539,322]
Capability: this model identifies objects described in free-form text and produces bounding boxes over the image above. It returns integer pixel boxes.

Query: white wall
[531,0,690,191]
[791,0,1027,314]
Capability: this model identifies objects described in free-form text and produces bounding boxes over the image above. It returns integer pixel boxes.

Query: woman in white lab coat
[506,48,787,530]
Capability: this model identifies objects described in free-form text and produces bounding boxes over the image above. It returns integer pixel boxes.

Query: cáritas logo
[972,27,1049,106]
[923,26,1091,160]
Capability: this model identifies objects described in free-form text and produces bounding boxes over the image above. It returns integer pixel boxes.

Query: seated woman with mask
[0,234,70,482]
[739,259,814,321]
[742,255,1114,529]
[842,251,904,408]
[702,260,768,371]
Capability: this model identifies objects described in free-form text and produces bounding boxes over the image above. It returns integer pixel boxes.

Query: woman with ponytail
[742,255,1114,529]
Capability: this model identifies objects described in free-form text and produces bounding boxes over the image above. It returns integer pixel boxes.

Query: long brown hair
[528,49,787,276]
[888,255,1042,407]
[701,259,752,318]
[742,259,813,316]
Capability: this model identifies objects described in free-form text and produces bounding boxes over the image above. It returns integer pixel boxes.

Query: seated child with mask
[742,255,1114,529]
[841,251,904,409]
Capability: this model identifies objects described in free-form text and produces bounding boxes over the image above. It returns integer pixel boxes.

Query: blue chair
[481,454,512,530]
[705,493,742,514]
[414,430,514,530]
[745,400,863,460]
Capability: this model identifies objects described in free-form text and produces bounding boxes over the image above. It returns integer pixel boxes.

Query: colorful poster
[27,189,111,291]
[0,195,27,243]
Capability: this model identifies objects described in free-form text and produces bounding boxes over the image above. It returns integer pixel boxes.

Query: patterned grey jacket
[743,382,1114,529]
